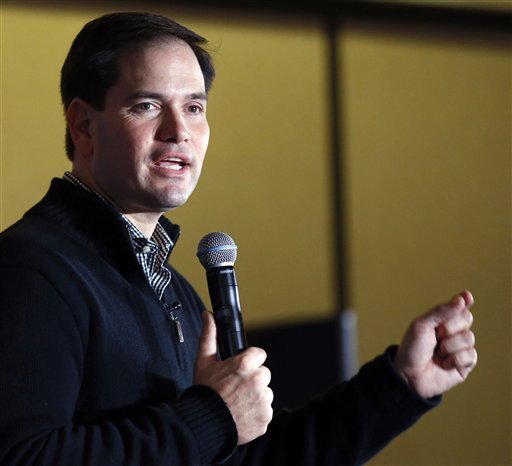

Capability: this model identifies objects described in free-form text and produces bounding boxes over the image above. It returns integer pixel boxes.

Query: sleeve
[0,266,237,466]
[225,347,441,466]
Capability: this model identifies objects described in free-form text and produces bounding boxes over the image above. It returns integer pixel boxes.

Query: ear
[66,98,96,158]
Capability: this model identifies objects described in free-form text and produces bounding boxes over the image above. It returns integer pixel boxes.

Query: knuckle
[410,319,425,333]
[259,398,273,425]
[236,352,255,373]
[236,347,267,373]
[263,409,273,426]
[257,388,273,411]
[470,347,478,365]
[236,358,251,373]
[264,387,274,405]
[453,347,477,368]
[251,366,271,387]
[250,371,265,386]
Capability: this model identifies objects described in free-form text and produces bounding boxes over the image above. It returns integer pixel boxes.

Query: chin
[148,184,196,212]
[160,193,192,211]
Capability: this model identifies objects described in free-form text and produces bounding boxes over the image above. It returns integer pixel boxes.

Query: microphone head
[197,232,238,269]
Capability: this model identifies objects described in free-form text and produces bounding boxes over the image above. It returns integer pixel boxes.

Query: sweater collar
[26,178,181,272]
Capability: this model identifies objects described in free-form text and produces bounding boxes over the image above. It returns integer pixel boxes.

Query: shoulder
[0,214,58,266]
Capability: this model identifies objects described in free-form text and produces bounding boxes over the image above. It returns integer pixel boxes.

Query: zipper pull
[166,301,185,343]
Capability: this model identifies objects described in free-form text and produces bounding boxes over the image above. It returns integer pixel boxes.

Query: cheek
[131,127,160,164]
[194,146,208,177]
[110,130,152,167]
[196,125,210,159]
[98,116,150,147]
[204,127,210,149]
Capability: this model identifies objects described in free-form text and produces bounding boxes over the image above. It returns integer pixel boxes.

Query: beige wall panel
[168,16,335,327]
[341,20,511,465]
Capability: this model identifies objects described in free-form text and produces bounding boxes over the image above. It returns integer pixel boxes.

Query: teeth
[157,160,183,170]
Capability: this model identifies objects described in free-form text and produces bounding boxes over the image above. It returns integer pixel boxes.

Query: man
[0,12,477,465]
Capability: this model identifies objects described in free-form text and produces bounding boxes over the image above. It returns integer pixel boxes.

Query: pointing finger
[459,290,474,308]
[439,309,473,336]
[419,291,474,332]
[437,329,476,358]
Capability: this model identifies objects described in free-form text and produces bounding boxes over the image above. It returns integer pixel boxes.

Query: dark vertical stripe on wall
[325,16,349,314]
[325,18,360,379]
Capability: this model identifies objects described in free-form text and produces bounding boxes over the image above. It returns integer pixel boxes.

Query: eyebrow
[128,91,208,101]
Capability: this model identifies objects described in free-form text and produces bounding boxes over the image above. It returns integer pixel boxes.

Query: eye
[187,104,204,114]
[132,102,160,115]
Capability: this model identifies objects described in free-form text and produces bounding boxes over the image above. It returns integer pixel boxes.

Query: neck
[69,169,161,238]
[123,212,162,238]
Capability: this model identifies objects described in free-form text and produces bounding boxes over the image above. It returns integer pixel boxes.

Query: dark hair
[60,12,215,160]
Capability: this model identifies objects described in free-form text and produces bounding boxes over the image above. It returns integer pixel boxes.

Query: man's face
[85,40,210,215]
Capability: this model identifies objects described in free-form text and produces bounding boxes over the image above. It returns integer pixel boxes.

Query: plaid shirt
[63,172,172,300]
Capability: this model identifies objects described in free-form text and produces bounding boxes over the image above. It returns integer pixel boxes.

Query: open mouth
[154,157,189,171]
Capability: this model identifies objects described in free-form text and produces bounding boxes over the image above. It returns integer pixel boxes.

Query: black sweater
[0,179,439,465]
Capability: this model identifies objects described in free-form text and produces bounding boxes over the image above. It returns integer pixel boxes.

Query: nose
[157,109,190,143]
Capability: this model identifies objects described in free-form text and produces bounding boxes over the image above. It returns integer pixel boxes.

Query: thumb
[196,311,218,364]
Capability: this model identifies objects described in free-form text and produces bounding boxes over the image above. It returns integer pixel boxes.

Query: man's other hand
[394,290,477,399]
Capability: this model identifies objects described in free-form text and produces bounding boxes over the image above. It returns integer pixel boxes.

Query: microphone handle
[206,266,247,360]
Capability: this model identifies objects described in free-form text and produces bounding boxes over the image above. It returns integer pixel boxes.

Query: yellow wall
[340,20,511,465]
[1,2,510,465]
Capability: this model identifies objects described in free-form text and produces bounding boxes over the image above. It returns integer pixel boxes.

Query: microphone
[196,232,248,360]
